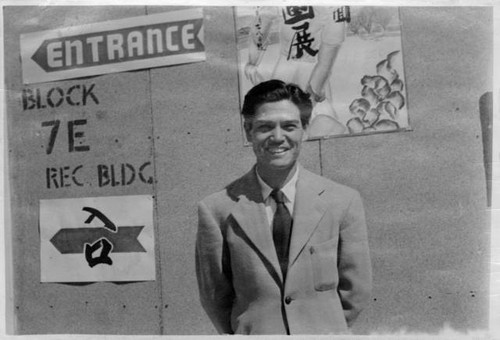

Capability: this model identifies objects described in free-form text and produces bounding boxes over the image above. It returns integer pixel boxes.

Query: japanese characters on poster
[40,195,155,282]
[235,6,410,139]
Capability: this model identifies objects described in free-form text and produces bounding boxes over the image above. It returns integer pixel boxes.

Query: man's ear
[244,121,253,142]
[302,126,309,141]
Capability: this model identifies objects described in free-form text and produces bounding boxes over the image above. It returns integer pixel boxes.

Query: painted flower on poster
[347,50,405,134]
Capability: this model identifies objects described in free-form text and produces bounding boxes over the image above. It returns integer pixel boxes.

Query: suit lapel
[288,167,328,267]
[229,168,283,282]
[227,166,328,282]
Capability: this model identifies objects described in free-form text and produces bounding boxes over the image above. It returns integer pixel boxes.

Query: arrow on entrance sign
[50,226,146,254]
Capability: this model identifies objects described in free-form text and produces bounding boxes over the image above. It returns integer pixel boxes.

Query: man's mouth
[266,147,289,155]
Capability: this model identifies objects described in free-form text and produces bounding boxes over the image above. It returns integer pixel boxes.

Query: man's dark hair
[241,79,312,128]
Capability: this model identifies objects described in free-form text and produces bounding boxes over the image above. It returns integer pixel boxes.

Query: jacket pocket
[309,238,338,291]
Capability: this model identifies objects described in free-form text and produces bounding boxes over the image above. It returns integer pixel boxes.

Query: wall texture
[3,6,492,335]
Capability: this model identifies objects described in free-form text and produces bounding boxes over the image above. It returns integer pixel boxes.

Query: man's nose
[270,127,285,142]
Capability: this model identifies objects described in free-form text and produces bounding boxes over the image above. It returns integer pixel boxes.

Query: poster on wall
[40,195,155,283]
[235,6,410,140]
[20,8,205,84]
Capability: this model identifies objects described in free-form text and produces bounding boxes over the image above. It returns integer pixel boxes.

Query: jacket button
[285,296,292,304]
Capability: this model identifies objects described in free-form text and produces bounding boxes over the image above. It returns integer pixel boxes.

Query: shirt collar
[255,166,299,203]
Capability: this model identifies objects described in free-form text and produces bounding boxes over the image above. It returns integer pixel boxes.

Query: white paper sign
[40,195,155,282]
[21,8,205,84]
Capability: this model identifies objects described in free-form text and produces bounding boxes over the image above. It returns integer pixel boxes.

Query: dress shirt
[256,166,299,227]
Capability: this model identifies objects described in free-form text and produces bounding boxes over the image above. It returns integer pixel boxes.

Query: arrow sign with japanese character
[40,195,155,283]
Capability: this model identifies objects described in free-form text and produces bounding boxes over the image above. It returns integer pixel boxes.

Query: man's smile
[266,146,289,155]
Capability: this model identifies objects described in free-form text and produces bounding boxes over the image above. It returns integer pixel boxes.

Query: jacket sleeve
[337,190,372,327]
[195,200,234,334]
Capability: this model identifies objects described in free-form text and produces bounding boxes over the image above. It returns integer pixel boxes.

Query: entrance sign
[40,195,155,282]
[21,8,205,84]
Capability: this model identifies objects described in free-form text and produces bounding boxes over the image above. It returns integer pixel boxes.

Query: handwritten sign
[40,195,155,282]
[21,8,205,84]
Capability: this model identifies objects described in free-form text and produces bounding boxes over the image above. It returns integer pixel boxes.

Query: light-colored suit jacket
[195,165,371,335]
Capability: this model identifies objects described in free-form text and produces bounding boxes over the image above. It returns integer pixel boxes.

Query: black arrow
[31,38,51,72]
[49,226,146,254]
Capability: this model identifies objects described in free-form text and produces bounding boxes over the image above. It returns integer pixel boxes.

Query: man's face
[245,100,305,175]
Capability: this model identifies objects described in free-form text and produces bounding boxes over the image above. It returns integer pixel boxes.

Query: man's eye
[283,124,298,131]
[256,125,272,132]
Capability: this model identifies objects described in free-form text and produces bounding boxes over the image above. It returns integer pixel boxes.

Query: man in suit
[196,80,371,335]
